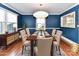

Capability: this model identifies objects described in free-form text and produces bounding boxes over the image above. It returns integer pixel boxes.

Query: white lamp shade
[33,11,48,19]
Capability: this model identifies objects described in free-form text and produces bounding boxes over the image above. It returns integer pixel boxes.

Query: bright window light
[0,9,5,22]
[36,19,45,23]
[7,12,17,23]
[0,7,18,34]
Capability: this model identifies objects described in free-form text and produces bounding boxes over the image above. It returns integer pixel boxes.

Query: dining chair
[20,29,31,55]
[32,31,38,36]
[52,29,57,37]
[44,31,50,36]
[26,28,30,36]
[34,38,53,56]
[53,30,62,55]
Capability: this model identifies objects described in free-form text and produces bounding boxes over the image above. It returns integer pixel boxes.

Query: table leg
[31,40,34,56]
[51,42,53,56]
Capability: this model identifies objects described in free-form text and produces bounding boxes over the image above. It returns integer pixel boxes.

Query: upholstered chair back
[20,30,27,43]
[54,30,62,45]
[52,29,56,37]
[26,28,30,36]
[37,39,53,56]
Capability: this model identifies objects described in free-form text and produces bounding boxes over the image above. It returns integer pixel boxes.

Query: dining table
[27,31,54,56]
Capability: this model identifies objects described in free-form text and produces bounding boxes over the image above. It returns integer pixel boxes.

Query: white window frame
[0,7,18,34]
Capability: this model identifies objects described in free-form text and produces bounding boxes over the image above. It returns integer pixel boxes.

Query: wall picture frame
[61,12,75,28]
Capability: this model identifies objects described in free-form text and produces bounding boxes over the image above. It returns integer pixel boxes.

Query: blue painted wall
[18,15,23,28]
[18,15,36,34]
[18,15,60,28]
[46,15,60,28]
[18,15,60,34]
[60,5,79,43]
[18,15,36,28]
[77,9,79,43]
[46,15,60,34]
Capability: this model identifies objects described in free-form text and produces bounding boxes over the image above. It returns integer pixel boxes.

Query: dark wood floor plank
[0,40,22,56]
[0,39,79,56]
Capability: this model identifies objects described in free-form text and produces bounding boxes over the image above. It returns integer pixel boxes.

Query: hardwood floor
[60,40,79,56]
[0,40,22,56]
[0,39,79,56]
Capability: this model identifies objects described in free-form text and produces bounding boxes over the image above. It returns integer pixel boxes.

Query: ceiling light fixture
[40,4,43,6]
[33,11,48,19]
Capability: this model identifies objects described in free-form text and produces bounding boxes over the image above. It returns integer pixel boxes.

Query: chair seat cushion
[24,41,30,45]
[53,41,58,45]
[26,46,31,50]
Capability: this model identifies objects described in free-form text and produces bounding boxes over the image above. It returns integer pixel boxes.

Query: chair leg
[56,46,58,51]
[22,45,24,55]
[25,45,26,51]
[58,46,61,55]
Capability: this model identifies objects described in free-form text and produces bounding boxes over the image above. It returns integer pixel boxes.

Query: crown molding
[60,3,79,14]
[2,3,22,15]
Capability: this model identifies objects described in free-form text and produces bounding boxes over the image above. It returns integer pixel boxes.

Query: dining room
[0,3,79,56]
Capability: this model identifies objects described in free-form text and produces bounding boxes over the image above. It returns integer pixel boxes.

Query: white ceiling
[3,3,77,15]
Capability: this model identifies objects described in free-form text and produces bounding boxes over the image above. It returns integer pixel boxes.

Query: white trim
[77,25,79,27]
[46,28,60,29]
[2,3,21,15]
[18,28,60,30]
[0,3,19,16]
[28,28,36,29]
[61,36,78,45]
[6,9,18,16]
[60,4,78,14]
[22,13,61,15]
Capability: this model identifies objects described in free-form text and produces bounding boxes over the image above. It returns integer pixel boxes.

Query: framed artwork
[61,12,75,28]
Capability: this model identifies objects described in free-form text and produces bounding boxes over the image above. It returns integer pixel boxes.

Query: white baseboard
[61,36,79,53]
[61,36,78,45]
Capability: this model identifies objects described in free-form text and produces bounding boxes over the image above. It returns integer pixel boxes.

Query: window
[0,23,2,34]
[7,23,14,33]
[0,8,5,22]
[36,19,46,30]
[7,11,17,33]
[0,7,18,34]
[0,8,6,34]
[7,12,17,23]
[33,11,48,31]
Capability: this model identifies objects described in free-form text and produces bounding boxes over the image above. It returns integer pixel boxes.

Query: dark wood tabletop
[27,36,37,40]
